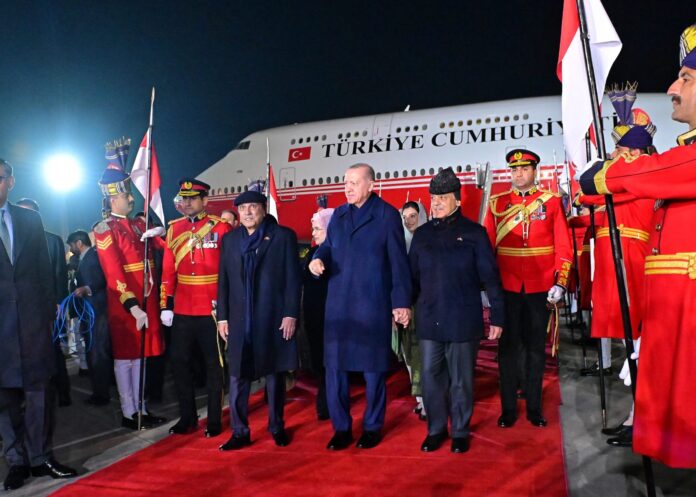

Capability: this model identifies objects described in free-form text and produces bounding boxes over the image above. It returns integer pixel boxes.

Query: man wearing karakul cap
[578,24,696,468]
[216,189,301,450]
[410,167,504,453]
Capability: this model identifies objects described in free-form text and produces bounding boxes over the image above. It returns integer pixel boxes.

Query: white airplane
[198,94,682,242]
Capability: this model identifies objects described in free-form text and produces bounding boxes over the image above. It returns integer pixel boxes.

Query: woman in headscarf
[301,208,335,420]
[398,200,428,419]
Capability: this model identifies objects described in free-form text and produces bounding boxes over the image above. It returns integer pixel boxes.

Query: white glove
[160,310,174,327]
[129,305,149,330]
[619,337,641,386]
[547,284,565,304]
[140,226,166,241]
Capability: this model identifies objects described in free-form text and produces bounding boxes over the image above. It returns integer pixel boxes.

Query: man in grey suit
[0,159,77,490]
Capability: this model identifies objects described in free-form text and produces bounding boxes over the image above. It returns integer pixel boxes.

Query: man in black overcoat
[216,190,301,450]
[0,160,77,490]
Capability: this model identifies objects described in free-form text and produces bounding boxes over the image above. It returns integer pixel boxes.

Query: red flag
[288,146,311,162]
[268,164,279,221]
[130,133,165,226]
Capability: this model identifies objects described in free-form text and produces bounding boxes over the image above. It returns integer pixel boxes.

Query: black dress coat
[409,209,505,342]
[0,203,56,388]
[45,231,68,306]
[75,246,107,314]
[217,216,301,378]
[301,245,328,372]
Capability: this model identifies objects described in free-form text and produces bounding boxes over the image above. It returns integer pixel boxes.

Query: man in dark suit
[0,159,77,490]
[216,190,301,450]
[67,229,112,406]
[409,168,505,454]
[309,163,412,450]
[16,198,72,407]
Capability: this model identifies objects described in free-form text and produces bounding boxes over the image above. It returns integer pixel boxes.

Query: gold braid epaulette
[488,191,521,219]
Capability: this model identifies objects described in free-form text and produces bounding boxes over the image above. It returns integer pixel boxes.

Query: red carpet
[52,342,567,497]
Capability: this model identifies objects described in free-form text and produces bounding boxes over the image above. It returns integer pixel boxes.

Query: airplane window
[467,120,472,126]
[310,178,316,186]
[376,172,382,180]
[326,177,331,184]
[299,138,304,144]
[476,119,482,125]
[306,137,311,142]
[244,185,248,191]
[438,167,443,173]
[334,176,339,183]
[466,165,472,172]
[318,177,324,185]
[448,121,454,128]
[314,136,319,142]
[362,130,367,136]
[485,118,491,124]
[495,117,501,123]
[322,135,327,141]
[291,139,296,145]
[302,179,307,186]
[385,172,391,179]
[523,113,529,120]
[439,122,445,129]
[414,125,419,131]
[288,181,294,187]
[428,168,434,175]
[422,124,428,130]
[402,170,407,177]
[393,171,399,178]
[456,166,462,173]
[235,141,251,150]
[396,127,401,133]
[238,186,242,193]
[420,168,425,175]
[504,116,510,122]
[338,133,343,139]
[411,169,416,177]
[224,187,228,194]
[405,126,410,132]
[353,132,359,137]
[458,120,463,127]
[514,115,519,121]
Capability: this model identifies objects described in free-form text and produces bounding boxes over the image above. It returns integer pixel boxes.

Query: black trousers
[229,373,285,436]
[85,313,113,400]
[499,290,550,418]
[0,386,52,467]
[420,339,479,438]
[170,315,224,428]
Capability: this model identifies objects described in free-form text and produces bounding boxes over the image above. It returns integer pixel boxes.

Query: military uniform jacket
[160,213,231,316]
[484,187,573,294]
[94,215,164,360]
[579,128,696,468]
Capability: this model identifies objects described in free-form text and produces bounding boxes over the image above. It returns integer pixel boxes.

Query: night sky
[0,0,691,235]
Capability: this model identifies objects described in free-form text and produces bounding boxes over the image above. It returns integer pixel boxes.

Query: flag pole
[137,86,156,430]
[265,137,271,198]
[575,2,655,495]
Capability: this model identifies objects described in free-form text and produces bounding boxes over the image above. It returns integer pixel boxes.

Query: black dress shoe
[421,431,448,452]
[78,368,90,377]
[4,465,30,490]
[219,434,251,451]
[142,412,166,425]
[497,414,517,428]
[451,437,470,453]
[607,427,633,447]
[326,430,353,450]
[169,419,198,435]
[527,415,548,427]
[580,362,612,377]
[356,430,381,449]
[601,423,630,436]
[122,414,151,430]
[58,394,72,407]
[204,424,222,438]
[31,459,77,479]
[84,395,110,406]
[272,429,290,447]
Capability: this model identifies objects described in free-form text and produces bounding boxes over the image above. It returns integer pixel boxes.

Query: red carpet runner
[53,342,567,497]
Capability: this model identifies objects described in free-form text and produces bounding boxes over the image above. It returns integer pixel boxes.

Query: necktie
[0,209,12,263]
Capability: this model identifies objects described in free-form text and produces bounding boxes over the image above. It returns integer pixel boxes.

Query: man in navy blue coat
[217,190,301,450]
[310,163,412,450]
[410,168,505,454]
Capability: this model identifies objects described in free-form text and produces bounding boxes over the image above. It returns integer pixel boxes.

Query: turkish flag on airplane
[288,146,311,162]
[557,0,621,168]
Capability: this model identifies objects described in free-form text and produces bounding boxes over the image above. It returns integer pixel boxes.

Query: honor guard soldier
[484,149,573,429]
[578,24,696,468]
[93,158,166,430]
[160,178,231,438]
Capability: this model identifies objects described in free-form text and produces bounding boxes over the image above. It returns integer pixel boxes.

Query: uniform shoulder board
[208,215,223,223]
[168,216,186,225]
[539,189,562,198]
[93,220,111,235]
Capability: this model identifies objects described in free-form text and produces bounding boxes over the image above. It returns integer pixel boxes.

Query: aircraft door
[372,115,392,138]
[278,167,296,201]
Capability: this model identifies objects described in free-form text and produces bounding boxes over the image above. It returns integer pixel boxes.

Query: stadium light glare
[43,154,82,192]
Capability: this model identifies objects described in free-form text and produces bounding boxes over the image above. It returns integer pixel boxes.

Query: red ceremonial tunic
[484,187,573,293]
[567,214,595,310]
[579,193,653,339]
[580,129,696,468]
[160,213,231,316]
[94,215,164,360]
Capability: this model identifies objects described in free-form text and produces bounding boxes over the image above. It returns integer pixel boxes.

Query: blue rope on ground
[53,294,95,353]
